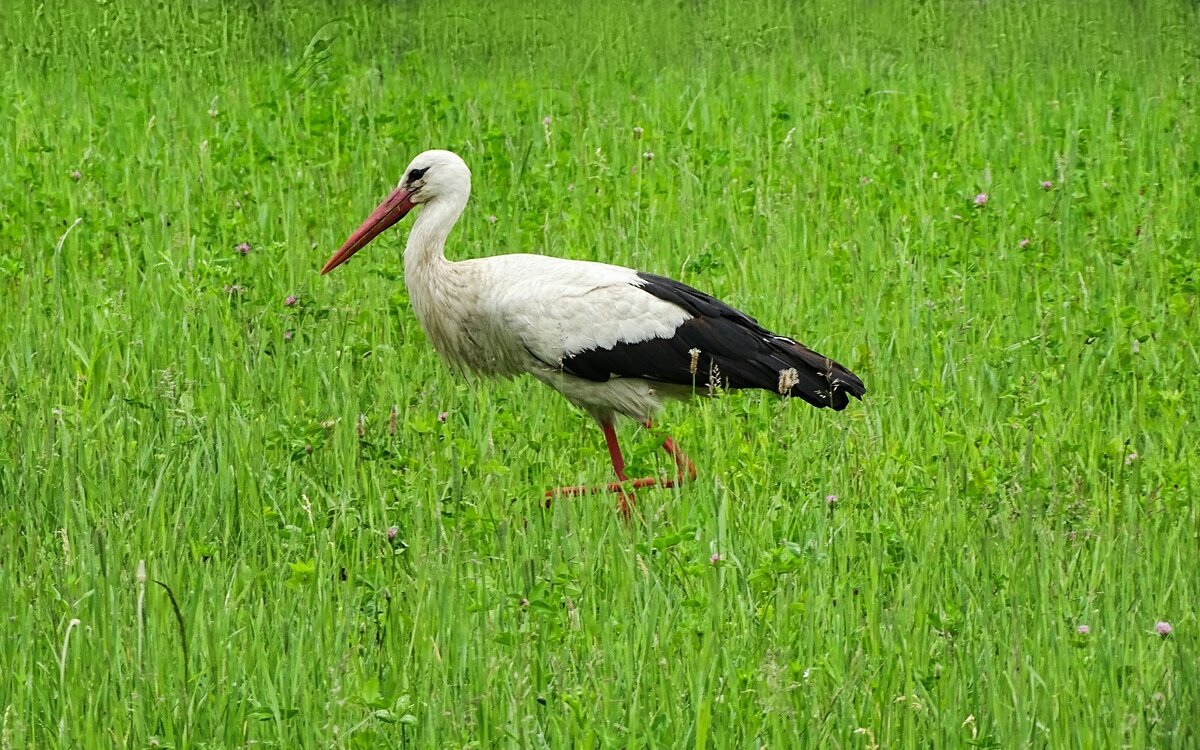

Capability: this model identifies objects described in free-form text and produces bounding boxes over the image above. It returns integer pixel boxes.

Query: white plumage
[321,149,865,512]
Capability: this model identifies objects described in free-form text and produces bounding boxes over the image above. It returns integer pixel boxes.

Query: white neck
[403,187,469,277]
[400,182,473,370]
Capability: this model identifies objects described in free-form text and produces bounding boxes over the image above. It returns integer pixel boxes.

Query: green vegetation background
[1,0,1196,747]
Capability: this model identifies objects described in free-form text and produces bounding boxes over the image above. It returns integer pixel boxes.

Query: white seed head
[707,363,724,396]
[778,367,800,395]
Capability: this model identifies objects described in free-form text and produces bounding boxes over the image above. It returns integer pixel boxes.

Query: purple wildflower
[710,553,723,565]
[973,192,988,206]
[283,330,294,342]
[1155,621,1173,637]
[224,284,244,296]
[1019,238,1031,249]
[386,526,399,541]
[284,294,298,307]
[70,170,82,182]
[825,494,839,507]
[1076,624,1090,635]
[236,242,252,255]
[437,411,449,423]
[1041,180,1054,190]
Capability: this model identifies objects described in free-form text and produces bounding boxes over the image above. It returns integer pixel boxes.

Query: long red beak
[320,187,416,275]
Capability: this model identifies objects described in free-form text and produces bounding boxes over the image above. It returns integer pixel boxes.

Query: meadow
[1,0,1198,747]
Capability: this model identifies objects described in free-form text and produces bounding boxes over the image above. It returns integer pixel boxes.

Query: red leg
[641,420,697,488]
[660,437,698,486]
[601,421,635,516]
[545,420,697,515]
[601,421,629,481]
[546,421,635,516]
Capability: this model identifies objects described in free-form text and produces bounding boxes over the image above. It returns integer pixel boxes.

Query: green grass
[2,0,1198,747]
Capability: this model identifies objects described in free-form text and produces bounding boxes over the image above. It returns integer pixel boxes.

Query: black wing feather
[559,272,866,410]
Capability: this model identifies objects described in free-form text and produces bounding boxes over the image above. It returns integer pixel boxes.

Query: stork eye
[407,167,429,182]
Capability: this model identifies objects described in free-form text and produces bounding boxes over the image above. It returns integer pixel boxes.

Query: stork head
[320,149,471,274]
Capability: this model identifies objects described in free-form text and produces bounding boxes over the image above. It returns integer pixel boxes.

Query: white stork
[320,150,865,514]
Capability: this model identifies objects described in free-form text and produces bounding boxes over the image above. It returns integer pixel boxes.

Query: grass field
[2,0,1198,747]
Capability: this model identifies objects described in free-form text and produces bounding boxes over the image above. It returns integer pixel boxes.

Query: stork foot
[544,483,636,517]
[542,421,696,517]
